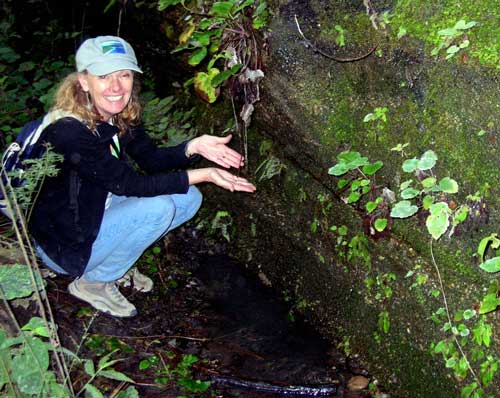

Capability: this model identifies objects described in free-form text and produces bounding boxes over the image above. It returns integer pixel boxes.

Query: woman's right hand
[187,168,256,193]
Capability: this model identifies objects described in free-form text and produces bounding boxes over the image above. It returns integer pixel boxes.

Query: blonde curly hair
[50,72,142,135]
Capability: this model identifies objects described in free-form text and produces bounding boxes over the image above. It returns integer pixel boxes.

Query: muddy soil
[12,224,383,397]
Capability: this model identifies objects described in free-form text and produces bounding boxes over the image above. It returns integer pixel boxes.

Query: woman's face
[78,70,134,121]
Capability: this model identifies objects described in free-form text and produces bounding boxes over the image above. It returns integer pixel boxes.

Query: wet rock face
[204,1,499,397]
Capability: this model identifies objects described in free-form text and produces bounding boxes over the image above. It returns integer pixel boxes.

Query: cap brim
[86,60,143,76]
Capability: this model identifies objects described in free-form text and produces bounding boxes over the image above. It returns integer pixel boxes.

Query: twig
[294,15,377,63]
[102,333,209,342]
[429,238,480,385]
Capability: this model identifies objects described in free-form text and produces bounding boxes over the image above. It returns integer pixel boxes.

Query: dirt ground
[10,224,381,398]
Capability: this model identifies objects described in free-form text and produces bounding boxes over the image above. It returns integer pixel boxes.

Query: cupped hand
[187,134,244,169]
[209,168,256,192]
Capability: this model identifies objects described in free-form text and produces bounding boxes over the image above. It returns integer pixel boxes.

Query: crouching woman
[29,36,255,318]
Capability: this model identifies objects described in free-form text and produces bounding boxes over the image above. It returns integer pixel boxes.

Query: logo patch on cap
[101,40,126,55]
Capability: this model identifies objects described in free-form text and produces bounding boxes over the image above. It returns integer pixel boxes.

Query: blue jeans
[36,186,202,282]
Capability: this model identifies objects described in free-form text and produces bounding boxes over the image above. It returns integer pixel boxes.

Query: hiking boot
[68,278,137,318]
[117,268,154,292]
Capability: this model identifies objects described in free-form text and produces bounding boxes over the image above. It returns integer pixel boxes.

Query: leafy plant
[477,234,500,273]
[159,0,268,104]
[141,94,198,147]
[139,352,210,396]
[255,155,286,181]
[431,19,477,60]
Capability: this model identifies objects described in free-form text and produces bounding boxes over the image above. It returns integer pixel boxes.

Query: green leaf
[401,188,420,199]
[463,309,476,320]
[455,20,477,30]
[116,386,139,398]
[400,180,413,190]
[233,0,254,14]
[139,359,151,370]
[362,161,383,176]
[18,62,35,72]
[438,177,458,193]
[193,69,220,103]
[84,359,96,376]
[461,382,478,398]
[99,369,135,383]
[421,177,437,189]
[374,218,388,232]
[11,336,49,394]
[328,163,350,176]
[211,63,242,87]
[417,150,437,170]
[347,192,361,203]
[390,200,418,218]
[366,201,378,214]
[446,45,460,55]
[479,257,500,273]
[157,0,183,11]
[210,2,234,17]
[0,264,45,300]
[402,158,418,172]
[479,293,500,314]
[477,234,499,261]
[426,202,451,240]
[422,195,434,210]
[337,151,369,168]
[192,32,213,47]
[337,178,349,189]
[21,317,49,338]
[84,383,105,398]
[188,47,208,66]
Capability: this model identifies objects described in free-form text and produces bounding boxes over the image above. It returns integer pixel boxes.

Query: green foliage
[141,94,197,147]
[5,145,64,219]
[391,149,464,240]
[160,0,268,102]
[80,349,135,397]
[138,352,210,396]
[431,19,477,60]
[0,18,73,147]
[327,151,382,207]
[0,322,69,397]
[477,234,500,274]
[0,264,45,300]
[255,155,286,181]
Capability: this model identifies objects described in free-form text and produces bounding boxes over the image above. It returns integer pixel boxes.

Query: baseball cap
[75,36,143,76]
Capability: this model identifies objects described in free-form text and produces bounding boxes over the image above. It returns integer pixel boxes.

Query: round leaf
[426,202,450,240]
[402,158,418,173]
[421,177,437,189]
[390,200,418,218]
[438,177,458,193]
[362,161,383,176]
[328,163,349,176]
[401,188,420,199]
[374,218,388,232]
[417,150,437,170]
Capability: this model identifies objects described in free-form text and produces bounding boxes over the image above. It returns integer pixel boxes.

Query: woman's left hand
[186,134,244,169]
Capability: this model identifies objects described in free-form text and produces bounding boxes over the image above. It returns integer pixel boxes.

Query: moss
[391,0,500,69]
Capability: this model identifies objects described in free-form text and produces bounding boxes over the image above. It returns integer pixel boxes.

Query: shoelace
[107,283,125,301]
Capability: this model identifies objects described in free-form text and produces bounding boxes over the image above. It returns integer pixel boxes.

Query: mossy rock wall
[204,1,499,397]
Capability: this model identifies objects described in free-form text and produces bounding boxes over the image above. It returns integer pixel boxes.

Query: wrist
[185,138,197,158]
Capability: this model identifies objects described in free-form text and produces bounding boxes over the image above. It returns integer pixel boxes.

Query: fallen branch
[211,375,343,397]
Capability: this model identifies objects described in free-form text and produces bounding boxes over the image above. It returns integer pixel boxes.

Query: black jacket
[29,117,197,276]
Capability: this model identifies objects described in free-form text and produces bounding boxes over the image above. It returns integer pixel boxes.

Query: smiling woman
[28,35,256,319]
